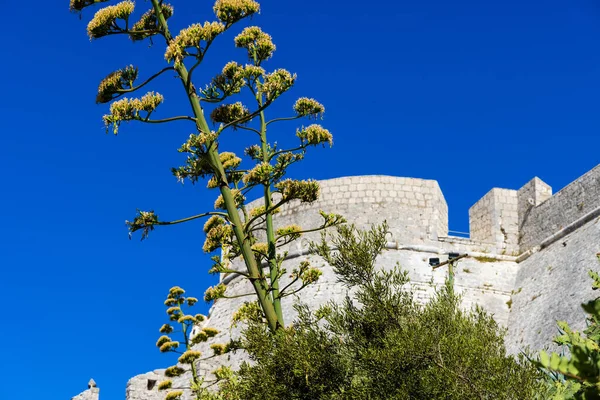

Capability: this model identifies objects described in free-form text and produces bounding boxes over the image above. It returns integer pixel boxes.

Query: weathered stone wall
[518,165,600,252]
[71,380,99,400]
[122,165,600,400]
[506,217,600,354]
[469,188,519,255]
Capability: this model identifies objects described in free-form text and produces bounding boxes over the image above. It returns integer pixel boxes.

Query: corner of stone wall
[427,180,448,240]
[71,379,100,400]
[468,188,519,254]
[517,177,552,252]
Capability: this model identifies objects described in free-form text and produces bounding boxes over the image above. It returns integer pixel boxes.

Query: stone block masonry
[112,164,600,400]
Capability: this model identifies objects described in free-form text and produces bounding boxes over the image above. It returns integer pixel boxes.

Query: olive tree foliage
[212,224,547,399]
[537,258,600,399]
[69,0,344,333]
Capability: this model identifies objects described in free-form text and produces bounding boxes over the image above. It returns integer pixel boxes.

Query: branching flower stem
[149,0,282,332]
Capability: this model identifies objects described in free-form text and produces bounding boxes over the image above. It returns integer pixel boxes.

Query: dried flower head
[164,366,186,377]
[130,4,173,40]
[96,65,138,104]
[70,0,109,12]
[210,102,250,125]
[204,284,226,302]
[234,26,275,63]
[275,179,320,203]
[87,1,135,39]
[165,22,225,65]
[178,350,202,364]
[157,380,172,391]
[296,124,333,147]
[213,0,260,25]
[126,209,159,240]
[258,69,296,103]
[159,324,174,334]
[165,391,184,400]
[293,98,325,119]
[214,189,244,210]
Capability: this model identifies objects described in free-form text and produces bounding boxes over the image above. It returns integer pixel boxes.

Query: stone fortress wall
[73,165,600,400]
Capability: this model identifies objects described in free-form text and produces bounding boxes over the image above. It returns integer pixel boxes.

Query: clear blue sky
[1,1,599,399]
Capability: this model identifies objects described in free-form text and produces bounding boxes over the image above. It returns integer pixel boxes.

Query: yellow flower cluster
[293,97,325,119]
[213,0,260,25]
[242,162,273,185]
[296,124,333,147]
[214,189,244,210]
[165,391,183,400]
[164,366,186,377]
[159,324,173,334]
[204,283,227,302]
[213,366,234,380]
[251,242,268,256]
[202,327,220,337]
[96,65,138,103]
[276,224,302,238]
[203,215,225,233]
[210,101,250,124]
[165,22,225,65]
[103,92,164,134]
[157,380,172,391]
[177,315,197,324]
[274,179,320,203]
[191,330,209,344]
[210,343,227,355]
[220,152,242,170]
[210,61,246,97]
[232,301,263,323]
[258,69,296,103]
[87,1,135,39]
[186,297,198,306]
[178,350,202,364]
[234,26,276,62]
[130,3,174,41]
[159,340,180,353]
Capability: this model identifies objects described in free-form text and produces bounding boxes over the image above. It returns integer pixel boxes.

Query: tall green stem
[149,0,281,332]
[259,108,284,324]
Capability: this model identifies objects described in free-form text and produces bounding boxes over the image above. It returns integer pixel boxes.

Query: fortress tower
[73,165,600,400]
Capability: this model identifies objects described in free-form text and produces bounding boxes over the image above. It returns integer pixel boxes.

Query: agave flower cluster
[234,26,275,63]
[96,65,138,103]
[130,3,174,40]
[103,92,164,134]
[155,286,231,400]
[87,0,135,39]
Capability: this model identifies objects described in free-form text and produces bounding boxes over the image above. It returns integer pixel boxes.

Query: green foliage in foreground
[538,266,600,399]
[213,224,546,399]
